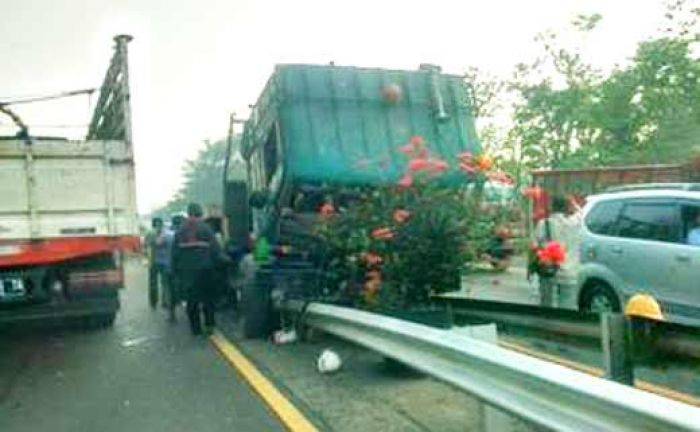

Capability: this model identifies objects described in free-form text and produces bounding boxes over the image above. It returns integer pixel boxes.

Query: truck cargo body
[528,163,700,223]
[532,163,697,199]
[0,138,139,325]
[224,63,482,337]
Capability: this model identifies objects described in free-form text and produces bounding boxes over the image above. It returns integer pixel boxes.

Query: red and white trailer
[0,35,139,327]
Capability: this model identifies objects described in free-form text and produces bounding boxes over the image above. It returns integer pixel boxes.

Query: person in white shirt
[535,196,582,306]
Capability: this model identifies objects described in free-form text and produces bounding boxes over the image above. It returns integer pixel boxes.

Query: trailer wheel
[76,312,116,330]
[95,313,116,328]
[241,277,271,339]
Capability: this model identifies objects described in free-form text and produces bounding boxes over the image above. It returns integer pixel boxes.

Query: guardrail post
[445,302,454,327]
[601,313,634,385]
[478,404,519,432]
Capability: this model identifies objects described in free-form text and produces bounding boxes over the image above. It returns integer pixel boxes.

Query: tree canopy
[155,135,241,217]
[470,1,700,173]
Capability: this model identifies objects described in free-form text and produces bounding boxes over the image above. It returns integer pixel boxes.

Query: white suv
[569,184,700,326]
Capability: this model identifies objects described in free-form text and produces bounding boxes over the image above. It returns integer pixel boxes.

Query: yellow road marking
[210,331,319,432]
[499,339,700,408]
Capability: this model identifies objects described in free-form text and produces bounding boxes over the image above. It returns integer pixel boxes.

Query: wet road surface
[0,259,283,432]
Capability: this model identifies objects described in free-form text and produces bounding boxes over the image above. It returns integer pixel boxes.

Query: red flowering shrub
[408,158,431,172]
[319,203,336,219]
[317,136,510,308]
[371,227,395,240]
[393,209,411,224]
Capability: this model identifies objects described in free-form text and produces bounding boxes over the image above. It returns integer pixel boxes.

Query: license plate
[0,278,26,300]
[0,245,21,256]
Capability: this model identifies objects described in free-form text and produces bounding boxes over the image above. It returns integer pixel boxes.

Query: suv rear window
[585,200,623,235]
[617,202,681,243]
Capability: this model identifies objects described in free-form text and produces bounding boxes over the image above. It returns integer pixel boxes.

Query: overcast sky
[0,0,671,213]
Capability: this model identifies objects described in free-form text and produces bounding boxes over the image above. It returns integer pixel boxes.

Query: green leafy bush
[316,137,512,309]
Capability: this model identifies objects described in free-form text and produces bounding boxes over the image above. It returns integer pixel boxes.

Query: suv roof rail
[604,183,700,193]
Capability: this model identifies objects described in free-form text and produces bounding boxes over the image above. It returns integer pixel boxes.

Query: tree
[156,136,241,217]
[504,5,700,170]
[463,67,519,180]
[464,66,504,120]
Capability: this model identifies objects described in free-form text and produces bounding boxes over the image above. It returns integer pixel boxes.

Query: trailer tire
[77,312,116,330]
[241,276,272,339]
[95,312,116,328]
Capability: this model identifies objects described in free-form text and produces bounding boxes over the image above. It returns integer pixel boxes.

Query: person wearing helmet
[172,203,227,335]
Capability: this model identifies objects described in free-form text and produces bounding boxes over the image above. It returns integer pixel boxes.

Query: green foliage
[156,136,241,217]
[502,4,700,170]
[316,148,514,309]
[464,66,505,120]
[572,13,603,32]
[318,185,492,309]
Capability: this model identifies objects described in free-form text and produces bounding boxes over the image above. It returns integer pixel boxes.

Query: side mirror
[249,190,269,209]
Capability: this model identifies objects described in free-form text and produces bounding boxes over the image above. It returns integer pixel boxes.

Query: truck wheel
[241,280,271,339]
[78,313,116,330]
[96,313,116,328]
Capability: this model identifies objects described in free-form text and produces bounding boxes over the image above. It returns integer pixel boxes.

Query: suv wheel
[581,281,621,313]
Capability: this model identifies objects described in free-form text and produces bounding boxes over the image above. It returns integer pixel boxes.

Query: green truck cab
[228,63,480,239]
[223,63,481,336]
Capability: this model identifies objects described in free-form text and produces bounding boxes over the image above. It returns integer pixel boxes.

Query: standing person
[204,216,229,308]
[164,214,185,322]
[172,203,224,335]
[145,217,167,309]
[534,195,582,306]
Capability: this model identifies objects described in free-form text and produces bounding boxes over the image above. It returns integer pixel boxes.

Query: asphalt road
[458,257,540,305]
[0,259,283,432]
[218,316,543,432]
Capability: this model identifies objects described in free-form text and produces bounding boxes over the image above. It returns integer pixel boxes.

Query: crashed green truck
[223,63,482,336]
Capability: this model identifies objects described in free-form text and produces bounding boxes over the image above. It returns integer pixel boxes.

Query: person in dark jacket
[172,203,224,335]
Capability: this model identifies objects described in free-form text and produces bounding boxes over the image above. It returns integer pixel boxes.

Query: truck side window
[617,202,681,243]
[585,200,623,236]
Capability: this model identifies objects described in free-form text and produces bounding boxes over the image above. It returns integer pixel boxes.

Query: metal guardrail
[437,297,700,360]
[439,297,601,339]
[284,300,700,432]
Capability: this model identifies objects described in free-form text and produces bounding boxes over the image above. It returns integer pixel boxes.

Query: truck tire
[241,272,272,339]
[76,312,116,330]
[95,312,116,328]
